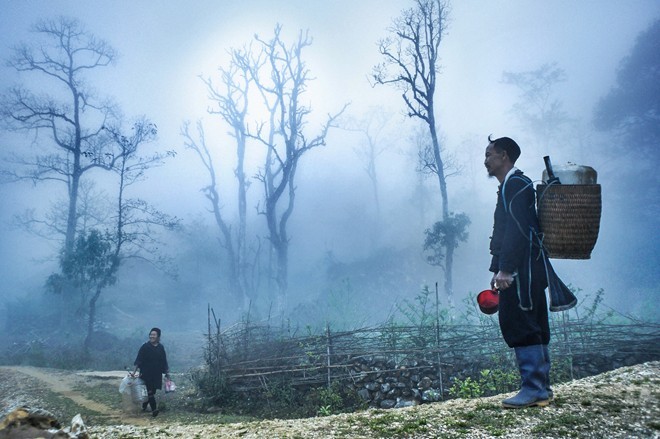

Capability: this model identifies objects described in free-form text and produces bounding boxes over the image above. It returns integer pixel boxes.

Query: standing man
[485,135,551,408]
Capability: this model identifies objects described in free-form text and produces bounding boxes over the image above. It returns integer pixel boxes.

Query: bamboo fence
[204,306,660,393]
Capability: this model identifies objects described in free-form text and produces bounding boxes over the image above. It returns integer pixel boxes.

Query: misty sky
[1,0,659,318]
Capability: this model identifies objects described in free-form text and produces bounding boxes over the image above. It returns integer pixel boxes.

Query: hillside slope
[1,361,658,438]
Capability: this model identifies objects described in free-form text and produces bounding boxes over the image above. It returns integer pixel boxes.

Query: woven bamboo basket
[536,184,602,259]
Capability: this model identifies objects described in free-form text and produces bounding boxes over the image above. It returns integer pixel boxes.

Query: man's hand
[494,271,514,290]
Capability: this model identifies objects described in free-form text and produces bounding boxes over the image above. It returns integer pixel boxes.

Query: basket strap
[501,175,533,214]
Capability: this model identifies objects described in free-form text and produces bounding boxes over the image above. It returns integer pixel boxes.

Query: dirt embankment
[1,362,659,438]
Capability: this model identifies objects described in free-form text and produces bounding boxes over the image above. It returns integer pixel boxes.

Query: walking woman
[132,327,170,417]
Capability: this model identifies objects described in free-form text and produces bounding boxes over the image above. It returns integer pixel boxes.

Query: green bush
[449,376,482,399]
[303,381,366,417]
[190,367,234,408]
[449,368,519,399]
[477,368,519,395]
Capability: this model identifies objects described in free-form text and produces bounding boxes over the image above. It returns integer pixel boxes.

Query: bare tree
[248,25,347,314]
[182,120,247,310]
[12,180,111,246]
[48,119,177,352]
[373,0,467,309]
[337,108,393,251]
[58,119,179,353]
[501,62,573,155]
[341,107,393,234]
[408,125,436,232]
[0,17,118,256]
[185,46,258,311]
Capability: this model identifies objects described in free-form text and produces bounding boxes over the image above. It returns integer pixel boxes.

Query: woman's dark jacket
[134,342,169,391]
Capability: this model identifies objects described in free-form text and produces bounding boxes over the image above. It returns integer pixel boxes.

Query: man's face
[149,331,159,344]
[484,143,505,178]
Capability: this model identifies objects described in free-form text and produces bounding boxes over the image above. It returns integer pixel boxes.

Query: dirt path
[0,366,150,426]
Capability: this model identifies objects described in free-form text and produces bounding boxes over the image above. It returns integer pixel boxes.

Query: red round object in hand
[477,289,499,314]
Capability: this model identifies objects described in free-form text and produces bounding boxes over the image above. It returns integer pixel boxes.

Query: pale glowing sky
[1,0,658,311]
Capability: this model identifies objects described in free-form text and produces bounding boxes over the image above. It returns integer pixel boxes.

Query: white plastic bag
[164,378,176,393]
[131,378,148,403]
[119,375,148,403]
[119,375,131,394]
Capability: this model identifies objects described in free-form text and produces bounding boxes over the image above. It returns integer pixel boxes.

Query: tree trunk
[429,112,454,309]
[274,241,289,314]
[65,176,80,255]
[235,133,250,309]
[84,284,102,355]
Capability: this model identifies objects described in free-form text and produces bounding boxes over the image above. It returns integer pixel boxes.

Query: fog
[1,0,658,347]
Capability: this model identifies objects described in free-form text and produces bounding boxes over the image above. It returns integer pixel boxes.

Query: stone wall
[338,345,660,408]
[346,356,442,409]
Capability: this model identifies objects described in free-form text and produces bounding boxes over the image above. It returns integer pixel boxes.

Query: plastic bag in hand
[164,378,176,393]
[131,378,148,403]
[119,375,148,403]
[119,375,131,394]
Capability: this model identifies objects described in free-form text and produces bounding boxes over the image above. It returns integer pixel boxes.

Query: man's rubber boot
[542,344,553,401]
[502,344,550,408]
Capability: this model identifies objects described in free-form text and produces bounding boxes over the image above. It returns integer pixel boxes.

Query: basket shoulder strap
[502,174,533,213]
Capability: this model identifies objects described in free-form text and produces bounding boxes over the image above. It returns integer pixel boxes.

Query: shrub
[190,367,234,408]
[303,381,366,417]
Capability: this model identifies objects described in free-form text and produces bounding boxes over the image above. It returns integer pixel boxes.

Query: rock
[394,397,418,408]
[68,414,88,438]
[422,389,441,402]
[417,376,432,390]
[0,406,60,431]
[379,399,396,409]
[357,388,371,401]
[373,355,389,364]
[0,406,89,439]
[349,370,367,382]
[400,359,418,368]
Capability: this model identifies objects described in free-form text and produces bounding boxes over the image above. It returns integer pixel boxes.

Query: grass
[459,403,517,435]
[441,403,518,437]
[530,412,584,436]
[20,385,110,427]
[349,411,431,437]
[68,376,257,426]
[73,381,123,411]
[344,402,523,438]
